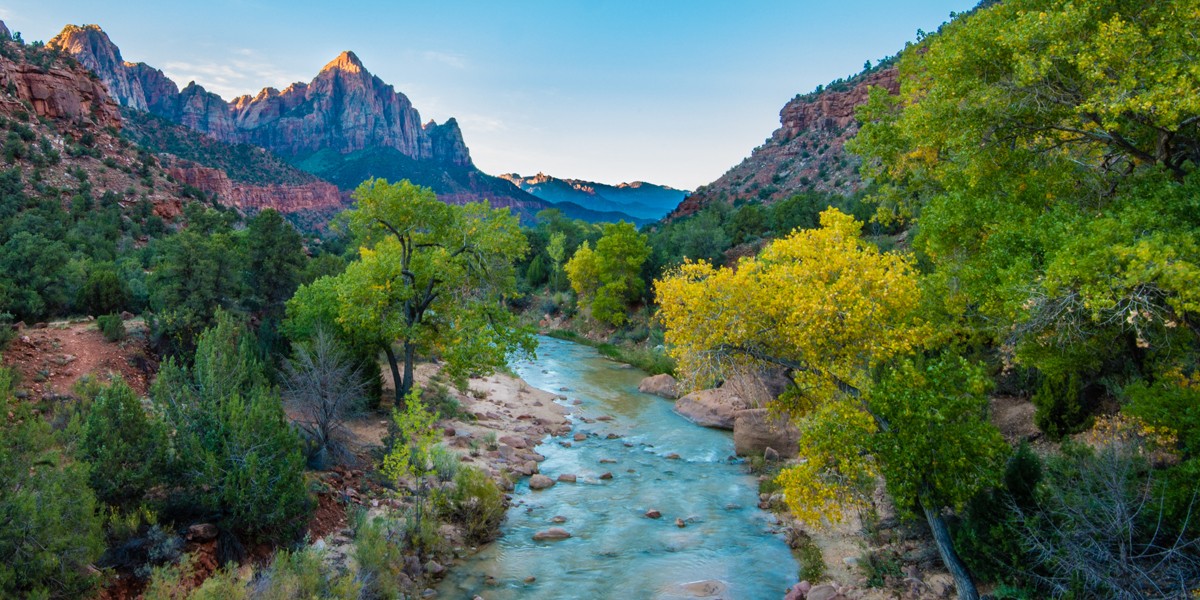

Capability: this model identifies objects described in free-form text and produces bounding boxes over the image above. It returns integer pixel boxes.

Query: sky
[1,1,976,190]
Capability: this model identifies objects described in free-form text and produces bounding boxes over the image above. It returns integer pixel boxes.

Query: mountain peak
[322,50,365,74]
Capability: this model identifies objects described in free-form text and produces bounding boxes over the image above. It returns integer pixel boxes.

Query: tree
[148,226,244,356]
[545,231,567,291]
[565,221,651,326]
[153,311,310,541]
[381,388,441,554]
[850,0,1200,398]
[244,208,304,317]
[0,368,104,598]
[282,327,367,469]
[656,209,1004,599]
[77,375,170,509]
[287,179,534,406]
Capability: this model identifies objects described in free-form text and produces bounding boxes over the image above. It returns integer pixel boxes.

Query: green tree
[288,179,533,405]
[850,0,1200,397]
[77,376,170,509]
[0,368,104,598]
[153,311,310,540]
[148,225,244,356]
[77,264,130,316]
[545,231,567,291]
[244,208,304,317]
[566,221,651,326]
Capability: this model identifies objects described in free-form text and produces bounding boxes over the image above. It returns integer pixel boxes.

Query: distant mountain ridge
[47,24,635,224]
[498,172,687,221]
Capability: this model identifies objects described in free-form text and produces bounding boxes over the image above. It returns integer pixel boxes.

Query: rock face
[672,67,900,218]
[48,24,177,114]
[168,165,346,215]
[51,28,472,167]
[732,408,799,457]
[0,46,120,129]
[638,374,680,399]
[674,388,749,430]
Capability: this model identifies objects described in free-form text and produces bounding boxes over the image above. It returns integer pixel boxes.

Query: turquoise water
[437,336,798,599]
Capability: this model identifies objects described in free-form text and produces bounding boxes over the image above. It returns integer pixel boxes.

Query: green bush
[77,376,169,509]
[78,267,129,316]
[1032,372,1089,440]
[435,465,507,545]
[1124,378,1200,457]
[98,313,126,341]
[352,511,411,599]
[153,312,311,541]
[0,369,105,599]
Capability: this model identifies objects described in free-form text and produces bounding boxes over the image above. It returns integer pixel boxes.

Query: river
[437,336,798,598]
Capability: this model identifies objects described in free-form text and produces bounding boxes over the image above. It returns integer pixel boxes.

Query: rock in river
[532,527,571,541]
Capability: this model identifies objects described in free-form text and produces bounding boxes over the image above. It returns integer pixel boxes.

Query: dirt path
[3,318,155,399]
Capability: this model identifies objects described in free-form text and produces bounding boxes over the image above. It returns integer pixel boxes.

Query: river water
[437,336,798,599]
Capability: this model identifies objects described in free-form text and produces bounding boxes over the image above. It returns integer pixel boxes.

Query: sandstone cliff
[673,66,899,217]
[168,164,346,216]
[0,46,120,128]
[51,27,472,167]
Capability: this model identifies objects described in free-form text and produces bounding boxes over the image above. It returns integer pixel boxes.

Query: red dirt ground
[3,318,156,399]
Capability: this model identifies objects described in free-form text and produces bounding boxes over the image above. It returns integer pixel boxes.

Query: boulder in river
[532,527,571,541]
[732,408,800,457]
[674,388,748,429]
[645,509,662,518]
[638,373,680,399]
[557,473,577,483]
[529,474,555,490]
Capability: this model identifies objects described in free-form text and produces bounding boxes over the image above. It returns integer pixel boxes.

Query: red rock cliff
[674,67,899,218]
[169,165,346,215]
[0,48,120,129]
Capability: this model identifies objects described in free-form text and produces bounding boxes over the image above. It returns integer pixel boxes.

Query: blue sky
[1,1,975,189]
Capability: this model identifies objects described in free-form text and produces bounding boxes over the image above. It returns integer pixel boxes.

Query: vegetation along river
[438,336,798,598]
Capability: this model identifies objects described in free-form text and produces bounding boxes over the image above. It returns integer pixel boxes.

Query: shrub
[153,312,311,542]
[0,369,105,598]
[98,313,126,341]
[352,511,411,599]
[1031,372,1089,440]
[77,376,169,508]
[435,466,507,545]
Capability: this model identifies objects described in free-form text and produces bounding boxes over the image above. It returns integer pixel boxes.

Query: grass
[546,329,676,376]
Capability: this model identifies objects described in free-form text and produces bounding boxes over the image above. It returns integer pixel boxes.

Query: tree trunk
[402,340,416,401]
[384,345,404,408]
[921,499,980,600]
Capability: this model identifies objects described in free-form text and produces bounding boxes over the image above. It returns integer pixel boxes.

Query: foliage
[1012,424,1200,599]
[244,208,304,318]
[288,179,534,405]
[381,387,442,554]
[435,465,507,545]
[351,511,411,599]
[656,208,923,395]
[98,312,127,341]
[566,221,652,326]
[851,0,1200,395]
[77,375,170,509]
[282,326,367,469]
[148,217,244,356]
[78,266,130,316]
[0,368,105,599]
[153,311,310,541]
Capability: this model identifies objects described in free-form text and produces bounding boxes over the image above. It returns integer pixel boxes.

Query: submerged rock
[532,527,571,541]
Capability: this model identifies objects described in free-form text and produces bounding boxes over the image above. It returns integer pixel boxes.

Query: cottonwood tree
[287,179,534,406]
[656,209,1006,600]
[565,221,650,326]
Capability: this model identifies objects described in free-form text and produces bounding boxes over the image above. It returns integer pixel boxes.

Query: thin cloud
[162,49,306,100]
[420,50,467,69]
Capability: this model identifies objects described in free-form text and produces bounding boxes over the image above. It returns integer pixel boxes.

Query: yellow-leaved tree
[656,208,1006,600]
